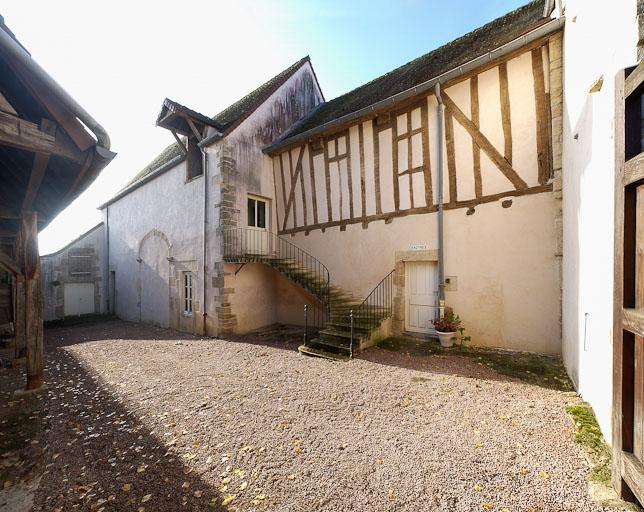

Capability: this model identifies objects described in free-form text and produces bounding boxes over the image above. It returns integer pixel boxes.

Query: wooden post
[12,274,26,360]
[21,211,43,390]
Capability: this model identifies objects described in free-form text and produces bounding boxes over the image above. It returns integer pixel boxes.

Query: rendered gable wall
[41,223,106,321]
[210,61,325,334]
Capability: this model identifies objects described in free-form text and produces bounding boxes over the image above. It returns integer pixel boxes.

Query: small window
[183,272,193,315]
[186,138,203,180]
[247,196,267,228]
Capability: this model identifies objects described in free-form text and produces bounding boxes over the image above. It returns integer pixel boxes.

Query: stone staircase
[223,228,393,361]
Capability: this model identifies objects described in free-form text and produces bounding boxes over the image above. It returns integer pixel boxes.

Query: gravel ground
[28,319,621,512]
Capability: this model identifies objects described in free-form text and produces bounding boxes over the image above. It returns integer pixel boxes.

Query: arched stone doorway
[138,229,172,328]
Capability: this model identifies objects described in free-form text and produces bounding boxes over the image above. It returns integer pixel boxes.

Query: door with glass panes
[246,195,269,255]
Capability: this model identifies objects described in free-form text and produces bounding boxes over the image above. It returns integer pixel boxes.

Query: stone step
[298,343,350,362]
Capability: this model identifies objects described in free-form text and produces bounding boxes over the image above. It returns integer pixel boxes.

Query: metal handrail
[222,227,330,338]
[349,269,395,357]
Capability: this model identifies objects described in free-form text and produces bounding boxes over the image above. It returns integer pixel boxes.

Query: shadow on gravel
[32,331,224,512]
[46,318,203,347]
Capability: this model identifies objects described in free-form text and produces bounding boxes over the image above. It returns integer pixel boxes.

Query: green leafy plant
[433,312,461,332]
[455,326,472,351]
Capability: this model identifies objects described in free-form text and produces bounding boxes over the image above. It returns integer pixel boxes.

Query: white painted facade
[561,0,639,443]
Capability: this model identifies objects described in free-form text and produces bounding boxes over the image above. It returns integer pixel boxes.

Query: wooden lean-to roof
[102,56,314,206]
[0,15,115,247]
[268,1,550,151]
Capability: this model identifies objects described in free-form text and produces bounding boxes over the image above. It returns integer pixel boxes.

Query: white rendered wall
[561,0,638,443]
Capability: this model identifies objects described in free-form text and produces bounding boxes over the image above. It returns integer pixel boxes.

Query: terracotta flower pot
[436,331,456,348]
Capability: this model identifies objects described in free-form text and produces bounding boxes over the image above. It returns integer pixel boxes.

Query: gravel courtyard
[22,320,620,511]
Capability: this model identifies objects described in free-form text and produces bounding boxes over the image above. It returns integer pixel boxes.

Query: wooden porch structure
[0,17,114,391]
[614,61,644,505]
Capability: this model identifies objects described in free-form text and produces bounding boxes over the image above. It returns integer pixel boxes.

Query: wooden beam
[171,130,188,156]
[442,92,528,190]
[621,452,644,503]
[532,48,551,184]
[445,111,457,203]
[21,211,43,390]
[625,152,644,186]
[625,60,644,99]
[0,110,85,163]
[186,118,203,141]
[0,251,20,275]
[499,63,513,165]
[470,76,482,198]
[22,151,50,211]
[623,308,644,338]
[0,206,19,219]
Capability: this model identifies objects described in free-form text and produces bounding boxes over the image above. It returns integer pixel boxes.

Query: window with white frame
[183,272,193,315]
[247,196,267,228]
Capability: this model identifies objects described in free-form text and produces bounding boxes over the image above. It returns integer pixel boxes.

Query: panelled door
[614,63,644,505]
[246,195,269,255]
[405,261,438,334]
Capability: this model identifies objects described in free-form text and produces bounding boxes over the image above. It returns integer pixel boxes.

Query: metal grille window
[68,249,93,276]
[183,272,193,315]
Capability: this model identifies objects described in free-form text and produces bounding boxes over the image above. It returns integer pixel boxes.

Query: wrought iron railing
[222,227,330,337]
[349,269,394,358]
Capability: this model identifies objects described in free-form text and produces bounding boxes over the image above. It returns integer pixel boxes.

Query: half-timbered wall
[270,40,562,354]
[274,45,552,234]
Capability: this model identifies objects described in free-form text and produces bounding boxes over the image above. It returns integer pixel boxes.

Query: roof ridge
[101,56,313,207]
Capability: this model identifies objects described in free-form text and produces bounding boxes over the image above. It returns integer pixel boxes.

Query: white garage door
[64,283,95,316]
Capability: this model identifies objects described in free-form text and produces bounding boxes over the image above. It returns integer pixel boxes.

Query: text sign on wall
[410,244,429,251]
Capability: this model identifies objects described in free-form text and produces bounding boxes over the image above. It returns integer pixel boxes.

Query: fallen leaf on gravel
[294,447,302,454]
[399,396,412,408]
[473,484,482,491]
[184,453,196,460]
[182,481,190,489]
[240,481,248,490]
[518,468,528,475]
[141,494,151,503]
[388,488,394,500]
[538,470,550,480]
[339,443,348,450]
[482,503,493,510]
[136,465,146,473]
[222,477,231,484]
[222,494,236,506]
[122,483,131,492]
[287,474,295,480]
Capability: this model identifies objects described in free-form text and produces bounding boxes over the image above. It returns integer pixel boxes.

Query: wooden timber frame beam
[0,211,44,391]
[15,211,43,391]
[0,109,86,164]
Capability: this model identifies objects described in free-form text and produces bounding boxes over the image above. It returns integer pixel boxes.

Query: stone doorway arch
[137,229,172,328]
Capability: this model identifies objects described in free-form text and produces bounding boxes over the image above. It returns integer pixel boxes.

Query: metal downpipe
[434,82,446,317]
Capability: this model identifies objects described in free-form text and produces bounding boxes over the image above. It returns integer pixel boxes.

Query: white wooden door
[405,261,438,333]
[246,195,269,255]
[64,283,95,316]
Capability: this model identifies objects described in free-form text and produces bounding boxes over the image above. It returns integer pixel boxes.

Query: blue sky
[2,0,528,253]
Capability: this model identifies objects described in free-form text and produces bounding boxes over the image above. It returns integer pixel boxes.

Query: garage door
[64,283,95,316]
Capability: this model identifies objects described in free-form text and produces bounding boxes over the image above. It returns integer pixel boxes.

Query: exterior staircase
[223,228,393,360]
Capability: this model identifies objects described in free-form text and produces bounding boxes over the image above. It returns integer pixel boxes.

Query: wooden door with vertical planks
[614,63,644,505]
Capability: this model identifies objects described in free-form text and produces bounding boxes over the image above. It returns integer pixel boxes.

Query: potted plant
[433,312,462,348]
